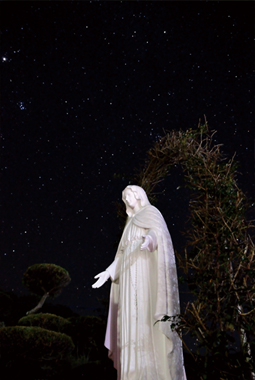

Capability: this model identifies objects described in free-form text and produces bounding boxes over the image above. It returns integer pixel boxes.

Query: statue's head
[122,185,150,216]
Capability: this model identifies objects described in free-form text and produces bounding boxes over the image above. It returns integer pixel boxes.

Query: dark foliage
[130,122,255,379]
[18,312,72,333]
[22,264,71,297]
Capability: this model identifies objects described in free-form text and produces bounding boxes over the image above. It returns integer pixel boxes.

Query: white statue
[92,185,187,380]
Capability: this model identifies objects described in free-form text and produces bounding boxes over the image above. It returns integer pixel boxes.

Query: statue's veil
[122,185,150,217]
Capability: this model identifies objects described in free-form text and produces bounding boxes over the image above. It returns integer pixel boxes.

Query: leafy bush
[18,312,71,333]
[66,315,107,361]
[131,122,255,379]
[0,325,74,361]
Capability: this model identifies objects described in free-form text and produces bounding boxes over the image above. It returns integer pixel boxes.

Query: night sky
[1,1,254,316]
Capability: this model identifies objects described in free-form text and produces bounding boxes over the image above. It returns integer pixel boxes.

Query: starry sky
[1,1,254,315]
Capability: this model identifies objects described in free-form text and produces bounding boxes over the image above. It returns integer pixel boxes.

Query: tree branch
[26,292,49,315]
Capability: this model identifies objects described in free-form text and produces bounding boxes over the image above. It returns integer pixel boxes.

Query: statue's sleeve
[106,256,121,282]
[147,229,158,252]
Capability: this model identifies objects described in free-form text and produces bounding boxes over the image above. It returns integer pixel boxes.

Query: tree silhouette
[22,264,71,315]
[129,120,255,379]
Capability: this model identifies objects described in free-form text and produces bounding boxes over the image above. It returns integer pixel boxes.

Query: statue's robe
[105,205,187,380]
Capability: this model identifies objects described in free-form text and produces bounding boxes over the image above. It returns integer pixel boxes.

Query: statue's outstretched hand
[141,235,152,251]
[92,271,110,288]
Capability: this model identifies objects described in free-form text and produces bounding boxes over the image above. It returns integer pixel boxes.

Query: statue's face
[124,189,138,209]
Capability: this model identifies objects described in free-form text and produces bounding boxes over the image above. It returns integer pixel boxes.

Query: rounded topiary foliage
[22,264,71,314]
[0,326,74,361]
[22,264,71,297]
[18,313,71,333]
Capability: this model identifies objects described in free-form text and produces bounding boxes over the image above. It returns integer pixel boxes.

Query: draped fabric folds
[104,198,186,380]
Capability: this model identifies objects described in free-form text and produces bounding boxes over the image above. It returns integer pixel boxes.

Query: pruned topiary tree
[18,312,71,333]
[22,264,71,315]
[0,325,74,360]
[0,325,75,378]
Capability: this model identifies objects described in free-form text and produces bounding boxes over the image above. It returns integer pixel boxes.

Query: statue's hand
[92,271,110,288]
[141,235,152,251]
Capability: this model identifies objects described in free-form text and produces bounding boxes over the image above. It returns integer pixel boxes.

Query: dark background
[1,1,254,317]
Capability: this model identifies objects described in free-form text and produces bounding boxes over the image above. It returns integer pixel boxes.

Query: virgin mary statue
[92,185,187,380]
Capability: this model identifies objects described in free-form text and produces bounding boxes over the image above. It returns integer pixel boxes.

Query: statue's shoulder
[144,204,161,214]
[139,204,163,220]
[145,204,167,224]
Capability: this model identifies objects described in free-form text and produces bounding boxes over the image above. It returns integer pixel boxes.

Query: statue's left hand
[141,235,152,251]
[92,271,110,288]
